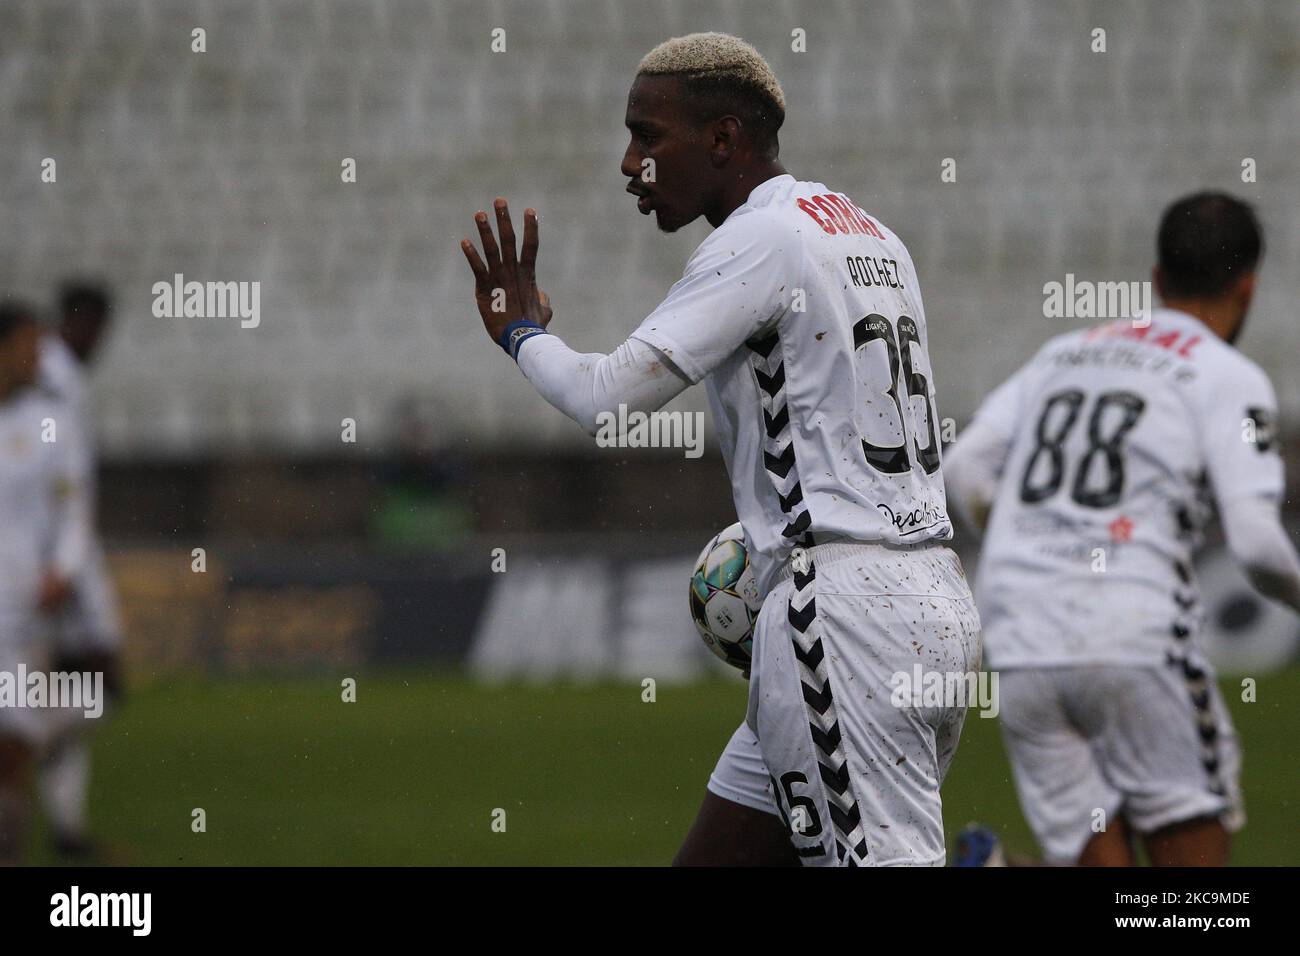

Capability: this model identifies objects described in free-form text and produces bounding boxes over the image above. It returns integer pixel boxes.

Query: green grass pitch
[41,666,1297,865]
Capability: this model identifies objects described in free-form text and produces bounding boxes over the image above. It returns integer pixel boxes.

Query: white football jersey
[37,331,124,649]
[39,335,96,469]
[0,388,89,639]
[969,307,1284,667]
[631,175,951,592]
[40,336,88,415]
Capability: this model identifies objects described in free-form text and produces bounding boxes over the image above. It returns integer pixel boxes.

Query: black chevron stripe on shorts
[787,554,870,864]
[1165,575,1225,795]
[748,331,866,860]
[1175,655,1226,795]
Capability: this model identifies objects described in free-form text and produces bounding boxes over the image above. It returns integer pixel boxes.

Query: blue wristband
[498,320,547,360]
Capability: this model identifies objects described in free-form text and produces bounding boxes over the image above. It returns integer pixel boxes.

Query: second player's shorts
[0,624,51,749]
[997,662,1245,864]
[711,538,982,867]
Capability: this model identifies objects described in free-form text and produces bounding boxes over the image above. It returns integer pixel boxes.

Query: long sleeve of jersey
[1219,494,1300,614]
[49,415,93,580]
[944,418,1012,535]
[943,370,1025,534]
[1198,359,1300,615]
[516,333,693,437]
[516,200,798,436]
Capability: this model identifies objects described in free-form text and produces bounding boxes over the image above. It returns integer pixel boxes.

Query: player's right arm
[39,403,93,613]
[1199,361,1300,614]
[515,334,693,436]
[944,367,1028,534]
[461,198,794,436]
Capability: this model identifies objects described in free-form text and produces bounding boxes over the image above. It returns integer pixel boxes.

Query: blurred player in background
[462,33,980,866]
[946,192,1300,865]
[37,281,122,860]
[0,300,91,863]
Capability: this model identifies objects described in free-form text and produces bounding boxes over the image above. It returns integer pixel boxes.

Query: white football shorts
[997,662,1244,864]
[0,621,51,749]
[709,539,982,866]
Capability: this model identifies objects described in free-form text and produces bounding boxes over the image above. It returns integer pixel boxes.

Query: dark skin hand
[37,571,73,615]
[460,198,552,344]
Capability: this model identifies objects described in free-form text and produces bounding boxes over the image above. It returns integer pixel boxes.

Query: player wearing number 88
[945,192,1300,866]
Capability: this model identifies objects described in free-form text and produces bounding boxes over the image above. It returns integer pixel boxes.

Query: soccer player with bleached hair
[945,192,1300,866]
[462,33,980,866]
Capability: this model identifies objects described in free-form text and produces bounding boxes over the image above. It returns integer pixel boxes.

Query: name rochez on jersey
[628,175,951,591]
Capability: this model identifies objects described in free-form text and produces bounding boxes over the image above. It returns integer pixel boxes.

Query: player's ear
[1231,270,1256,310]
[710,115,741,166]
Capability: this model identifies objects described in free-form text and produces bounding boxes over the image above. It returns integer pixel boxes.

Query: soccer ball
[688,522,763,670]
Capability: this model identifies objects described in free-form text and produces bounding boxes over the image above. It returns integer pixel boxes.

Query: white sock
[39,738,90,842]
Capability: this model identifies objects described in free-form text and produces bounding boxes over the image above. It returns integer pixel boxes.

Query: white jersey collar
[1153,306,1211,333]
[740,173,795,209]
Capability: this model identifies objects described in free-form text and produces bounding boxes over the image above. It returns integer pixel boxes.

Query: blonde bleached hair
[636,33,785,150]
[637,32,786,114]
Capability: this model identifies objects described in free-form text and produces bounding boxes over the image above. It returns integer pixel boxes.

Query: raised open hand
[460,198,552,348]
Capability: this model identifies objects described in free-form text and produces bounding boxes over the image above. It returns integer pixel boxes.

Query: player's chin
[654,208,683,233]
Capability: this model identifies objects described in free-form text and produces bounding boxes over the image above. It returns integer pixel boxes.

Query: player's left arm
[1201,366,1300,614]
